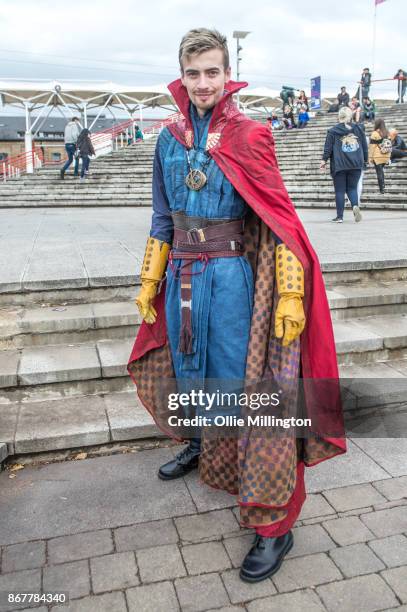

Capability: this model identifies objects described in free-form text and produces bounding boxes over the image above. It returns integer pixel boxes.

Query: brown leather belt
[169,219,245,355]
[172,218,245,252]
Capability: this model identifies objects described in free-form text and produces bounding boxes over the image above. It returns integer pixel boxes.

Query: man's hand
[135,280,158,324]
[136,237,170,324]
[275,243,306,346]
[275,294,306,346]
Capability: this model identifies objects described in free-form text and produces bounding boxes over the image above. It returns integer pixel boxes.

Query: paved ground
[0,439,406,612]
[1,208,407,292]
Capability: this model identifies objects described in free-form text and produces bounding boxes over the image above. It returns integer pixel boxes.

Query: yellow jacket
[369,130,391,165]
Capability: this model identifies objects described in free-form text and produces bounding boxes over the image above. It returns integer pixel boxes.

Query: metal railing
[356,76,406,105]
[0,112,185,182]
[1,148,44,182]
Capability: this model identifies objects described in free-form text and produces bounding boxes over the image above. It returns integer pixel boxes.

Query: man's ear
[225,66,232,83]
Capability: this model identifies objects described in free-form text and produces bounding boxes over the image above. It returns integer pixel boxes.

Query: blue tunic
[150,105,254,393]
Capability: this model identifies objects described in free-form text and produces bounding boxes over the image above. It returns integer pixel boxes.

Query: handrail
[0,147,44,181]
[1,113,183,179]
[355,75,406,105]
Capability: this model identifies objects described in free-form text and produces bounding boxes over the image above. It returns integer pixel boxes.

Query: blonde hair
[179,28,229,72]
[338,107,353,123]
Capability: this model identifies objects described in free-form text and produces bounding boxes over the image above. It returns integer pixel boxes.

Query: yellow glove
[274,244,306,346]
[135,237,171,324]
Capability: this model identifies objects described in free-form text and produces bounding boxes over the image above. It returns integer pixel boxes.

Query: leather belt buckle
[188,227,205,244]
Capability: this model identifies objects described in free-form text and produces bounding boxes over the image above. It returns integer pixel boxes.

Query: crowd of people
[267,88,310,131]
[321,109,406,223]
[329,67,407,122]
[267,68,407,223]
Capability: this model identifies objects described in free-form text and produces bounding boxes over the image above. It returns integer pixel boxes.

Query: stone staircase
[0,105,406,211]
[1,257,407,464]
[1,106,407,467]
[272,105,407,210]
[0,140,156,208]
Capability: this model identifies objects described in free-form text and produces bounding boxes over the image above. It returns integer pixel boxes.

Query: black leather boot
[158,440,201,480]
[239,531,293,582]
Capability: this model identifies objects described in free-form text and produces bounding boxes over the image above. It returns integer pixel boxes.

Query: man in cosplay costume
[128,28,346,583]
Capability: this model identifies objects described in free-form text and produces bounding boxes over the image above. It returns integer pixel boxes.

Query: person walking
[128,27,345,584]
[60,117,81,179]
[320,106,368,223]
[76,128,96,182]
[369,119,392,193]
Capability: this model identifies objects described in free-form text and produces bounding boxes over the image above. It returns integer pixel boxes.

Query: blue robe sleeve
[150,141,174,244]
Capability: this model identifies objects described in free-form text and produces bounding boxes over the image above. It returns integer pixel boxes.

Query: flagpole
[372,2,377,76]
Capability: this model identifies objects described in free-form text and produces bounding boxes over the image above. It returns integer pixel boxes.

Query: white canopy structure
[238,86,283,114]
[0,79,301,170]
[0,79,177,164]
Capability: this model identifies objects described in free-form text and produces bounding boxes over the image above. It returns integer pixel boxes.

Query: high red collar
[167,78,248,131]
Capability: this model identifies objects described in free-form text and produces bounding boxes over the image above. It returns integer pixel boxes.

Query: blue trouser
[62,143,79,174]
[165,255,254,443]
[80,155,90,178]
[333,169,362,219]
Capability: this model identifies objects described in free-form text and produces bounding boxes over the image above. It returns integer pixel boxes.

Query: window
[0,152,8,161]
[52,152,61,161]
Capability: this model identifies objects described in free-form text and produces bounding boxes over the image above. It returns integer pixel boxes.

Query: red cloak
[129,79,346,459]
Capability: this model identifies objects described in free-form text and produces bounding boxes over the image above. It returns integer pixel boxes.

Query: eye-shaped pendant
[185,169,207,191]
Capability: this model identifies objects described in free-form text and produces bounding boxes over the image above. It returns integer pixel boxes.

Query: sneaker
[331,217,343,223]
[59,169,65,180]
[380,188,385,194]
[353,206,362,222]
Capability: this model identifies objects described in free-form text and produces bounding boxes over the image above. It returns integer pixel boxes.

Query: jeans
[363,111,375,121]
[332,169,362,219]
[396,82,406,103]
[298,120,307,128]
[391,149,407,161]
[373,162,385,191]
[62,143,79,174]
[80,155,90,178]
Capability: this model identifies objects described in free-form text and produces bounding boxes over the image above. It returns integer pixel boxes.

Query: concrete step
[0,300,141,349]
[334,313,407,365]
[1,314,407,401]
[0,390,160,458]
[328,280,407,319]
[1,360,406,461]
[0,338,135,400]
[1,281,406,350]
[1,258,406,308]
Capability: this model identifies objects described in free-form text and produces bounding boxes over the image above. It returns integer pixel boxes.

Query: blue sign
[310,76,321,110]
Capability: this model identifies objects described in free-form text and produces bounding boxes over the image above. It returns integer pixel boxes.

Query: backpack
[379,138,392,155]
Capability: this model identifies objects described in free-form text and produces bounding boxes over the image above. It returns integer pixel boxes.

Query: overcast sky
[0,0,405,103]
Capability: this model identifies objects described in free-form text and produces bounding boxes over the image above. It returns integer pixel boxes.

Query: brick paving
[0,456,406,611]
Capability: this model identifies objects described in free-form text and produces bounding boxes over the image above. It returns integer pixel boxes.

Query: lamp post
[232,30,251,110]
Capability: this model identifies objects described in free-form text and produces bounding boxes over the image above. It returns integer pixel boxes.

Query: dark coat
[337,92,350,106]
[77,129,96,157]
[323,122,368,175]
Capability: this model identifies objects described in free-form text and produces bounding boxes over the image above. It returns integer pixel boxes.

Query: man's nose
[196,74,210,89]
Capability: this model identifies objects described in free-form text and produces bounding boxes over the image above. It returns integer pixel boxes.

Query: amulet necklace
[185,148,211,191]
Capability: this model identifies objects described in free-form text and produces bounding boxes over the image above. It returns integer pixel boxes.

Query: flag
[375,0,387,5]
